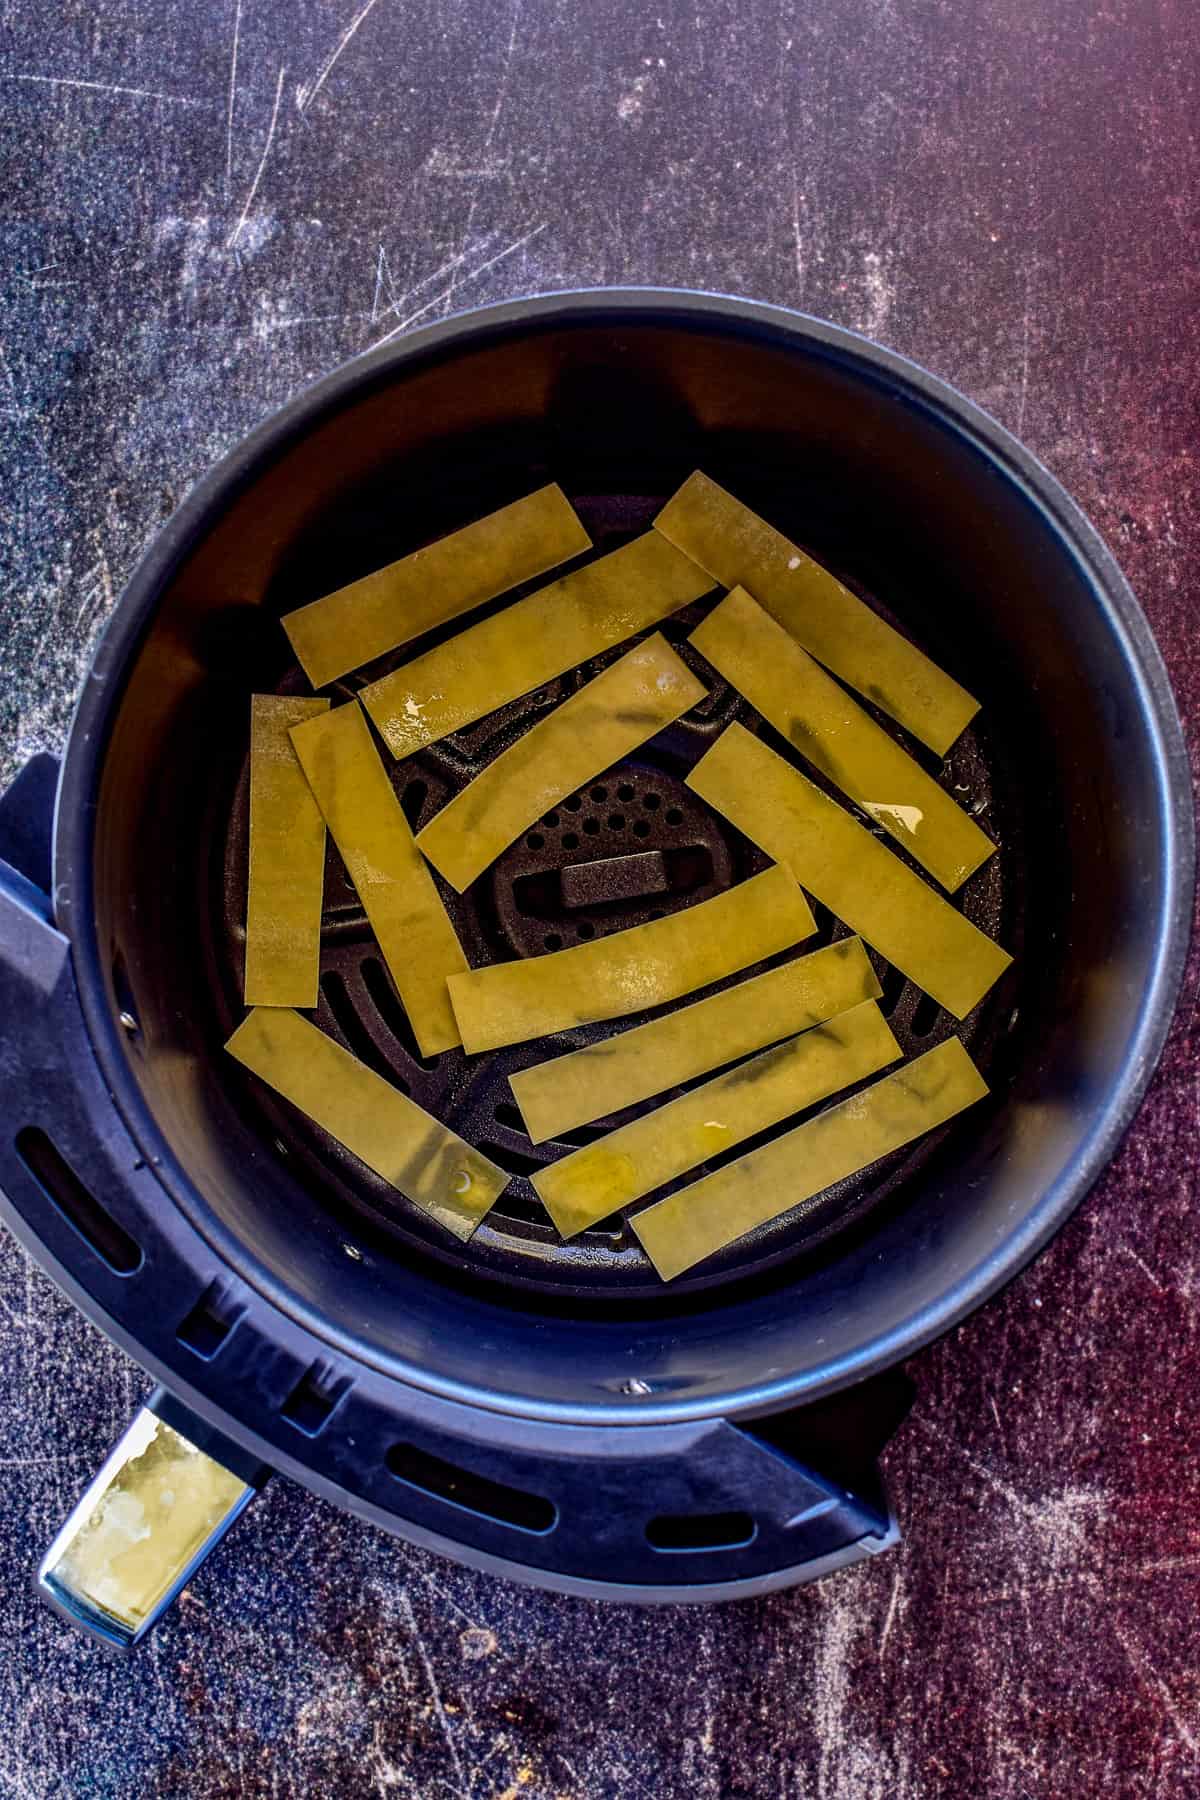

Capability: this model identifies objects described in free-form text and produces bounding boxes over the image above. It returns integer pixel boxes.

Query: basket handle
[37,1390,270,1649]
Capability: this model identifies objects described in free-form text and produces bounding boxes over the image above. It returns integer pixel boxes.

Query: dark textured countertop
[2,0,1199,1793]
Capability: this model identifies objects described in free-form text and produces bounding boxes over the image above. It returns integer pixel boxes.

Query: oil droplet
[701,1118,734,1152]
[862,800,924,835]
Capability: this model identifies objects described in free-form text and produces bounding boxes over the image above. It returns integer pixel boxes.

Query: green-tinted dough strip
[226,1009,507,1240]
[510,936,881,1144]
[282,485,591,688]
[415,635,706,892]
[634,1036,988,1280]
[290,701,467,1055]
[244,694,330,1008]
[690,587,994,892]
[447,863,816,1054]
[534,998,900,1237]
[361,532,714,759]
[688,724,1011,1019]
[656,471,978,756]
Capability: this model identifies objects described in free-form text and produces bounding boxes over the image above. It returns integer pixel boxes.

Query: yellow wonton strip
[244,694,330,1008]
[510,936,881,1144]
[361,532,714,759]
[691,588,994,893]
[447,863,816,1054]
[415,636,706,892]
[290,701,467,1055]
[281,485,591,688]
[656,472,979,756]
[226,1009,507,1240]
[634,1036,988,1280]
[534,998,900,1238]
[688,724,1011,1020]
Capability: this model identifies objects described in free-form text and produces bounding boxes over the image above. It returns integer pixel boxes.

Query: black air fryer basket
[0,291,1191,1646]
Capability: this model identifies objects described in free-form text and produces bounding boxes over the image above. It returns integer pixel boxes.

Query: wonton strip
[415,635,706,891]
[360,532,713,758]
[282,485,591,688]
[226,1009,506,1239]
[510,936,880,1144]
[534,999,900,1237]
[656,471,978,756]
[634,1036,988,1280]
[447,863,815,1054]
[244,694,330,1008]
[290,701,466,1055]
[691,587,994,892]
[688,724,1011,1020]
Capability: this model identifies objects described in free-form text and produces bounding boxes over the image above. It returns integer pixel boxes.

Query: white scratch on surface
[228,64,286,250]
[225,0,243,198]
[859,249,894,340]
[377,234,499,322]
[416,1562,492,1633]
[369,221,547,349]
[444,0,522,312]
[370,244,397,323]
[4,72,211,107]
[811,1567,909,1799]
[396,1587,470,1798]
[75,532,114,630]
[483,0,522,148]
[1016,262,1034,435]
[297,0,387,113]
[1114,1621,1200,1757]
[1119,1242,1166,1293]
[0,341,25,422]
[879,1569,903,1656]
[256,310,367,336]
[789,170,805,295]
[914,1416,1107,1570]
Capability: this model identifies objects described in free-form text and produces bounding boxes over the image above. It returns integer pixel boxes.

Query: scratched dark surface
[2,0,1199,1794]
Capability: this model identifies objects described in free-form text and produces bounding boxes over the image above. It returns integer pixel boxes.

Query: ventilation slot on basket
[177,1281,243,1359]
[491,1101,610,1151]
[321,969,400,1083]
[878,963,908,1018]
[386,1441,557,1533]
[400,778,428,830]
[14,1127,142,1275]
[361,957,438,1072]
[281,1363,350,1436]
[646,1510,756,1552]
[910,989,942,1037]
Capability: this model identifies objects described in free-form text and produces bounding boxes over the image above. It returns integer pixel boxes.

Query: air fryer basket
[0,293,1190,1636]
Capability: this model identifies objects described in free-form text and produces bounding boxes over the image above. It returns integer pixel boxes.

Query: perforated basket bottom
[213,493,1023,1306]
